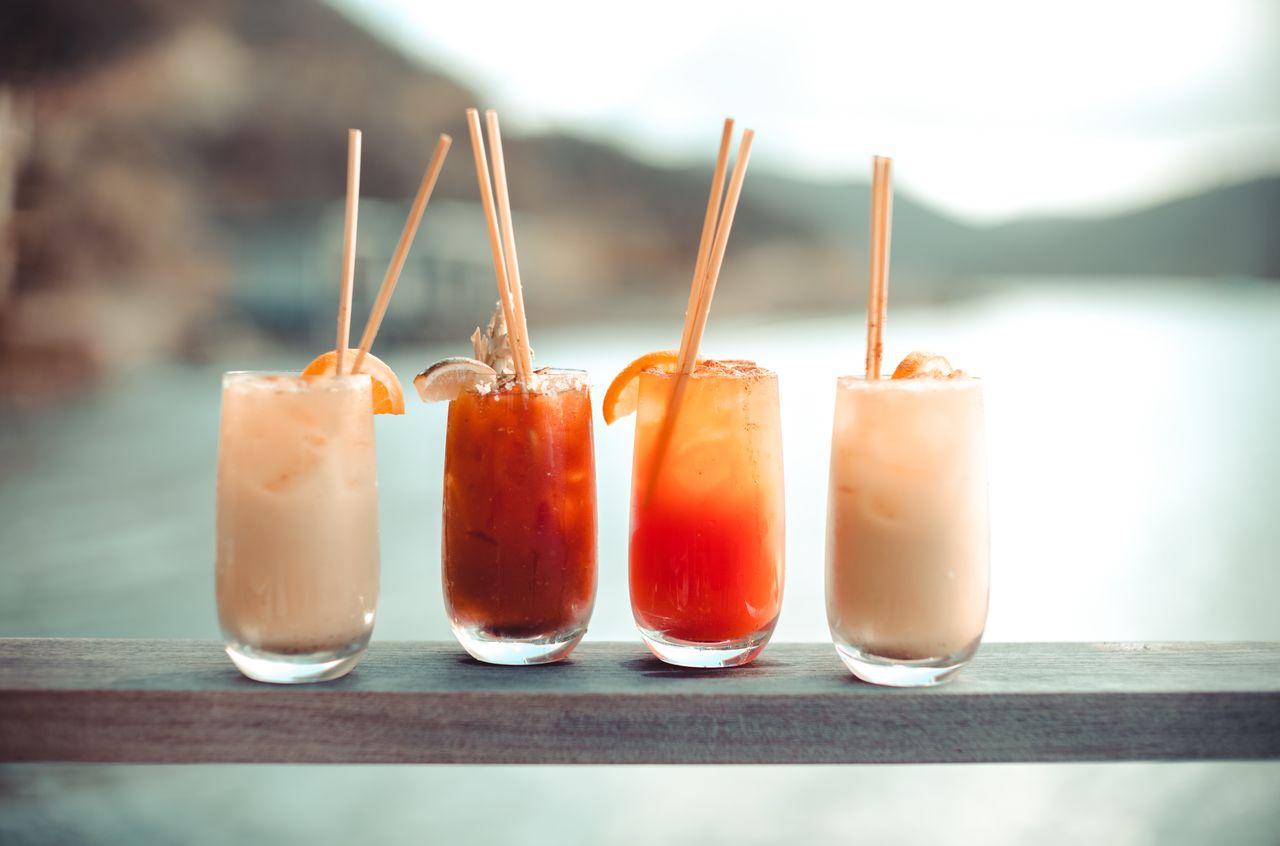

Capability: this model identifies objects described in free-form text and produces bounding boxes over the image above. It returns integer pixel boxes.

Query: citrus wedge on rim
[302,350,406,415]
[603,350,705,425]
[891,351,954,380]
[413,357,498,403]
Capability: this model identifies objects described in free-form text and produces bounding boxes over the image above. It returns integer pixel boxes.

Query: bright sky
[331,0,1280,222]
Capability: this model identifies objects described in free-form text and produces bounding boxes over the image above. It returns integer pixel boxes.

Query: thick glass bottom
[638,624,776,668]
[451,622,586,665]
[832,638,980,687]
[224,639,368,684]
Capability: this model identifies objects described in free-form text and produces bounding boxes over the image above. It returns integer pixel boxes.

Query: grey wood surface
[1,639,1277,764]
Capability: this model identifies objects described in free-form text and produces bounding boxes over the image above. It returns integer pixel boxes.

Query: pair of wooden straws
[466,108,536,386]
[333,129,453,375]
[646,118,755,500]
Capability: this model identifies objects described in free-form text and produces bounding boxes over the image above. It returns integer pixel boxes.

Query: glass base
[451,623,586,665]
[833,640,978,687]
[224,640,367,684]
[638,625,775,668]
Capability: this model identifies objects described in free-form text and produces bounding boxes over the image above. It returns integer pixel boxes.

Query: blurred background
[2,0,1278,843]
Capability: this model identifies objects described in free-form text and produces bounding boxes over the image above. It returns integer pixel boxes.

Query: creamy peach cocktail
[216,353,403,684]
[825,353,989,686]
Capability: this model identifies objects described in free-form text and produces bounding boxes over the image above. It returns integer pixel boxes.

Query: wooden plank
[0,639,1277,764]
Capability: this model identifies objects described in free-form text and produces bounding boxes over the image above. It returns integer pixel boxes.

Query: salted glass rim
[221,370,372,392]
[534,366,590,378]
[460,366,592,396]
[835,374,981,391]
[640,361,776,381]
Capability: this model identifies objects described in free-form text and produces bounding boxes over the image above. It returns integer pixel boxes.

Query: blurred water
[2,277,1279,844]
[4,277,1279,644]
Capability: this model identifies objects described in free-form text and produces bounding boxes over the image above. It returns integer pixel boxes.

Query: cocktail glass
[629,361,784,668]
[216,372,379,683]
[825,375,989,686]
[442,368,597,665]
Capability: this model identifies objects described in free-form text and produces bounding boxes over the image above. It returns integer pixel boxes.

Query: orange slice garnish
[302,350,406,415]
[603,350,709,425]
[891,351,954,380]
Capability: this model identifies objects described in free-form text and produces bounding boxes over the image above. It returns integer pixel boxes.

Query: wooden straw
[865,155,893,379]
[865,156,885,376]
[483,110,535,382]
[644,128,755,503]
[350,134,452,375]
[879,157,894,346]
[679,128,755,374]
[335,128,362,375]
[465,108,530,384]
[675,117,734,368]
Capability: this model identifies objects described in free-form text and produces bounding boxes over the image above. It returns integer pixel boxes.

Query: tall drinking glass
[442,368,597,665]
[216,372,379,683]
[629,361,785,667]
[825,375,989,686]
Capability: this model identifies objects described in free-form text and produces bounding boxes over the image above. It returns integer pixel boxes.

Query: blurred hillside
[753,172,1280,287]
[1,0,1277,405]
